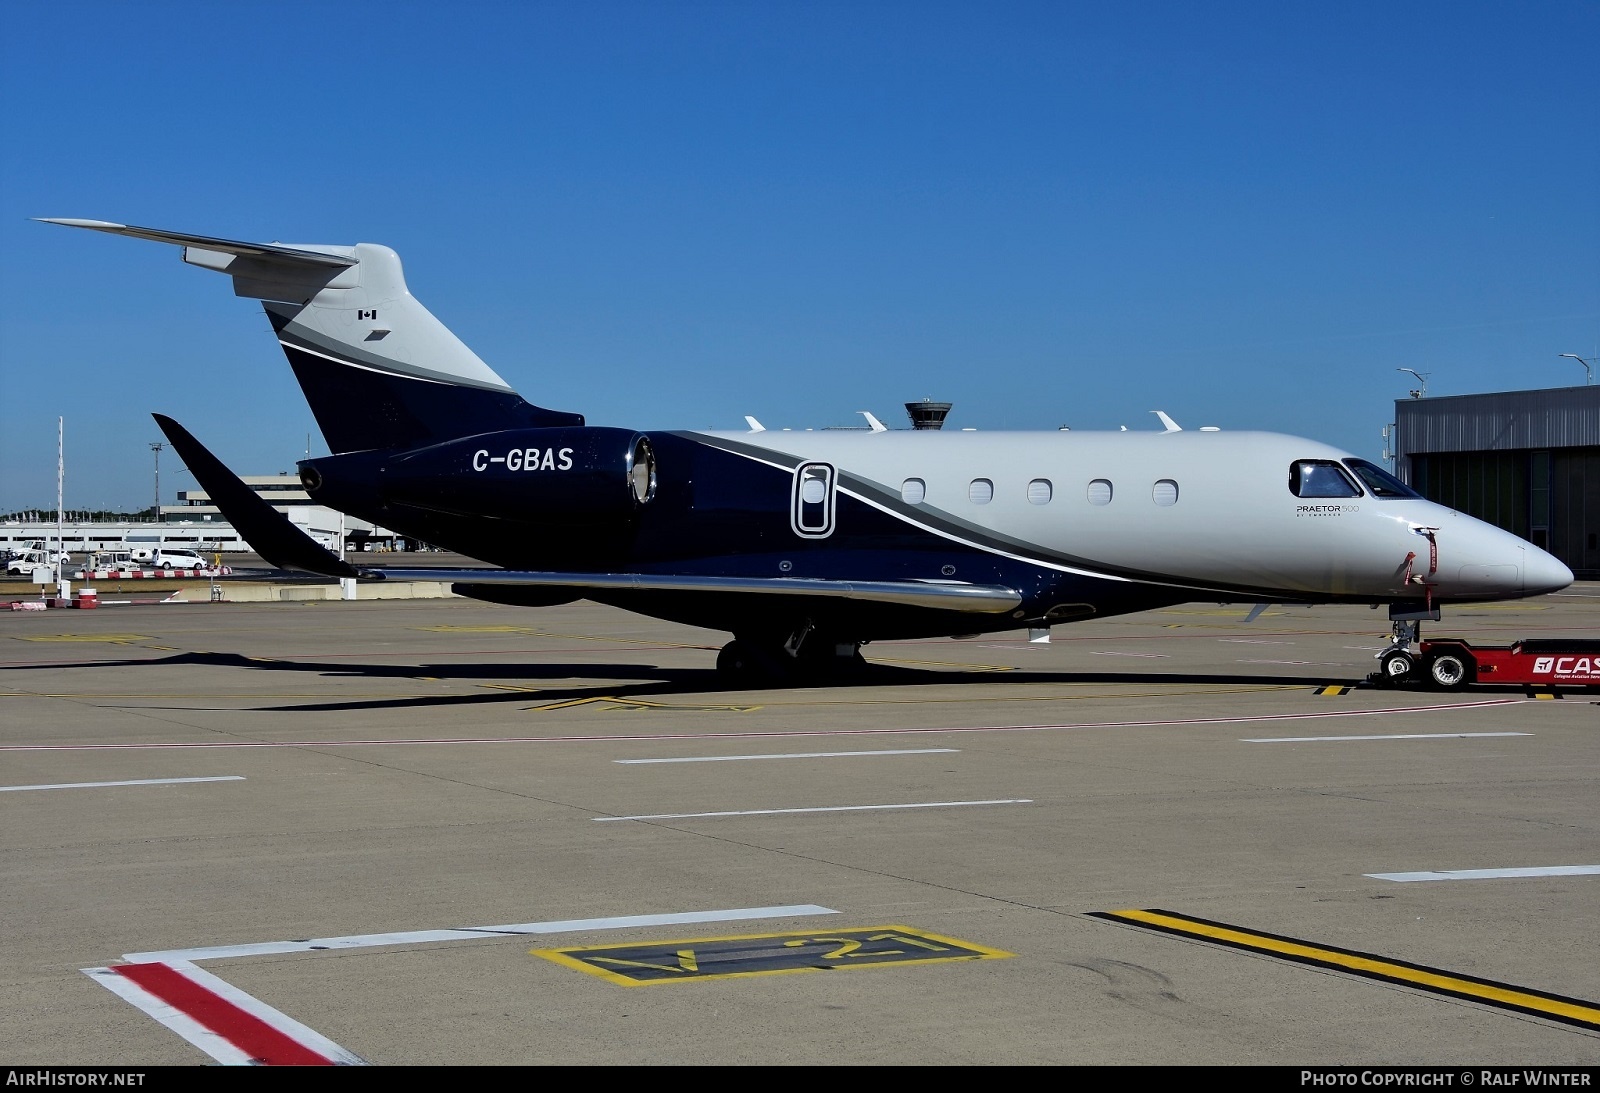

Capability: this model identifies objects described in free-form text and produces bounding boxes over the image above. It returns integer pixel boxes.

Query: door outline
[791,462,837,539]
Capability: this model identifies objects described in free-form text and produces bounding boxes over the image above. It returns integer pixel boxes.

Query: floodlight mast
[1397,368,1430,399]
[1557,354,1594,385]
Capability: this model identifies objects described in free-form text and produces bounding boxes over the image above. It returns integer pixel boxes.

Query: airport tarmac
[2,584,1598,1067]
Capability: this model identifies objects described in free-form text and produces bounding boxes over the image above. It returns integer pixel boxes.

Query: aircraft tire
[1379,650,1416,686]
[716,640,789,686]
[1426,651,1470,691]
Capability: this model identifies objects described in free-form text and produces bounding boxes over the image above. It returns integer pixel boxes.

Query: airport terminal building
[1391,384,1600,580]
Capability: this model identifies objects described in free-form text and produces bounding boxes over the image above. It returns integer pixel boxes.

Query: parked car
[150,547,211,570]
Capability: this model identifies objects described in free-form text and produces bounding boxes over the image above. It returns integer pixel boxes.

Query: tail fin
[37,219,582,453]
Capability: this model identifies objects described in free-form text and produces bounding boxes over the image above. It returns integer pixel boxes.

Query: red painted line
[0,698,1523,751]
[112,962,332,1066]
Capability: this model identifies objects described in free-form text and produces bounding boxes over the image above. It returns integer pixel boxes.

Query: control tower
[905,399,952,430]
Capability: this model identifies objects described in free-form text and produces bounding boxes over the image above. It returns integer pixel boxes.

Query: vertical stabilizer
[36,219,582,453]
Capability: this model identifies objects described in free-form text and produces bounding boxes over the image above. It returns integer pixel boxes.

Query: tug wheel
[1426,652,1470,691]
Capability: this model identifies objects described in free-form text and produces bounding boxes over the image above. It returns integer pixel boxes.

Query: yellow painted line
[14,634,153,644]
[533,925,1011,986]
[523,694,761,713]
[416,625,713,650]
[1314,685,1352,696]
[868,657,1015,672]
[415,625,531,633]
[1091,908,1600,1031]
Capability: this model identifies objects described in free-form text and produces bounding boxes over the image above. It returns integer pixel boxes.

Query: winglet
[744,415,766,432]
[860,412,888,432]
[152,414,362,579]
[1152,410,1182,432]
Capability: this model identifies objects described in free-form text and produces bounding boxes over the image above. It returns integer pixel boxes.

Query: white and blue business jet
[38,218,1573,685]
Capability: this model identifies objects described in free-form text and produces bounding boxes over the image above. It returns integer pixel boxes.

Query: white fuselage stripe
[279,339,450,384]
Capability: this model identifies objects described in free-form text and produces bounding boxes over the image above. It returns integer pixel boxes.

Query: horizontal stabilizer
[152,415,361,579]
[35,219,356,268]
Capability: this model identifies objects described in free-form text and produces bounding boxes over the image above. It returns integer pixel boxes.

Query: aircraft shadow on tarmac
[0,648,1475,713]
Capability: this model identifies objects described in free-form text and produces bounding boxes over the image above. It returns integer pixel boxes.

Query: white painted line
[2,697,1525,752]
[82,965,257,1066]
[1367,865,1600,883]
[1220,639,1291,644]
[167,959,367,1064]
[595,799,1032,822]
[124,904,839,964]
[1243,732,1532,743]
[0,775,244,793]
[1090,651,1169,658]
[615,748,959,764]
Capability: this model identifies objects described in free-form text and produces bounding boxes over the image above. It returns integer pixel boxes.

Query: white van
[151,547,211,570]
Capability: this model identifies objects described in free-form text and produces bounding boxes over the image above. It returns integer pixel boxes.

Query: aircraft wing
[378,569,1022,612]
[154,415,1022,614]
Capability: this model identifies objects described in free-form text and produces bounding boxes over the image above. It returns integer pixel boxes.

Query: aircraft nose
[1523,544,1574,596]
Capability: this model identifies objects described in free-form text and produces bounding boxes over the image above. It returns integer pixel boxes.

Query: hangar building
[1390,384,1599,580]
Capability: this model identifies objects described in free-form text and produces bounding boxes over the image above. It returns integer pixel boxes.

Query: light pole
[1397,368,1430,398]
[149,442,164,520]
[1557,354,1595,385]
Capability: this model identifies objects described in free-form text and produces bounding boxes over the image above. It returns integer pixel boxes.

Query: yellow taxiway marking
[1091,908,1600,1031]
[13,634,153,644]
[533,925,1011,986]
[868,657,1014,672]
[416,625,712,650]
[523,694,762,713]
[415,624,531,633]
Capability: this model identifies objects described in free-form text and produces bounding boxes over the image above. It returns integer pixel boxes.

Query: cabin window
[901,478,926,504]
[1290,460,1361,498]
[1087,479,1112,505]
[968,479,993,504]
[1027,479,1052,505]
[1343,458,1420,499]
[1153,479,1179,507]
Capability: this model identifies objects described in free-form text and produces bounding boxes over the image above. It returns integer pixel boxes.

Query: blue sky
[2,0,1596,513]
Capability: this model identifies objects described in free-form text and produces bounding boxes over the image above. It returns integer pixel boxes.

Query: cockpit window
[1343,458,1420,499]
[1289,460,1361,498]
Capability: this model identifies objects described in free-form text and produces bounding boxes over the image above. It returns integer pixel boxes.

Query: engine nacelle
[300,427,656,523]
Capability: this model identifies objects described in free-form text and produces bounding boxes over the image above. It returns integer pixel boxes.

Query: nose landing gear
[1373,604,1440,688]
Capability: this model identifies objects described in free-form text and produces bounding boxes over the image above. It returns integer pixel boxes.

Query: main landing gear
[715,622,868,687]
